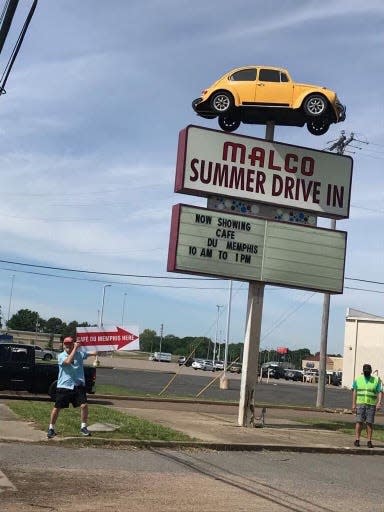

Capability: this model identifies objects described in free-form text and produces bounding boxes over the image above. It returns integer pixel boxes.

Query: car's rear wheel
[43,354,53,361]
[307,118,330,135]
[303,94,327,117]
[218,116,241,132]
[211,91,234,114]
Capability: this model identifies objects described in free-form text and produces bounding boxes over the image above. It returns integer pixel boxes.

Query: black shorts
[55,386,87,409]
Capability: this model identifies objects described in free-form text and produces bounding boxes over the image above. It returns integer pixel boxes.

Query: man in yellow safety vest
[352,364,382,448]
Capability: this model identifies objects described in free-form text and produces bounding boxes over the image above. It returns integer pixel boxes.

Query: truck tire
[43,354,53,361]
[48,380,57,401]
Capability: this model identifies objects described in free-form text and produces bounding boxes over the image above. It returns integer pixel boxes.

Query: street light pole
[121,292,127,325]
[6,275,15,326]
[159,323,164,357]
[213,305,223,367]
[99,284,111,328]
[223,280,233,377]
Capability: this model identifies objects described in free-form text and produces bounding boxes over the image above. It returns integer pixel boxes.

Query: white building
[342,308,384,388]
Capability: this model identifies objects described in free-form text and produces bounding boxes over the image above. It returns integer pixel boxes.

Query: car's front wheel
[211,91,234,114]
[43,354,53,361]
[307,118,330,135]
[303,94,328,117]
[218,116,241,132]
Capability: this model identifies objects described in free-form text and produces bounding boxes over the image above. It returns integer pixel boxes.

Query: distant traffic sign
[76,326,139,352]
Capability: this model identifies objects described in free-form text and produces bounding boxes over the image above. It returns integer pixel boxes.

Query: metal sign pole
[238,281,265,426]
[316,217,337,407]
[238,122,274,426]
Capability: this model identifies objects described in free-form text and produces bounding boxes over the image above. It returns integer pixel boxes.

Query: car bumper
[192,97,216,119]
[336,101,346,122]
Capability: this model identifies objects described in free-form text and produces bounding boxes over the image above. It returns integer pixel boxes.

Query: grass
[94,384,237,403]
[297,417,384,441]
[95,384,152,397]
[7,400,194,442]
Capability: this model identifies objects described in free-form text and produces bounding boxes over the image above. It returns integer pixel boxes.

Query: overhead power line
[0,258,384,289]
[324,131,368,155]
[0,258,218,280]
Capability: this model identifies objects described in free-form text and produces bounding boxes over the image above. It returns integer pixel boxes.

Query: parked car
[178,356,193,367]
[213,360,224,371]
[303,370,319,383]
[284,369,304,382]
[192,65,346,135]
[330,371,342,386]
[201,360,215,372]
[228,362,242,374]
[192,359,205,370]
[152,352,172,362]
[261,364,286,379]
[33,345,56,361]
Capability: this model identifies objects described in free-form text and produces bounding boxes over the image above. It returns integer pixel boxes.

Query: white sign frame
[168,204,347,294]
[175,125,353,220]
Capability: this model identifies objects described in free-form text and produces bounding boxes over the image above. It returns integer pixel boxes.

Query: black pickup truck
[0,343,96,399]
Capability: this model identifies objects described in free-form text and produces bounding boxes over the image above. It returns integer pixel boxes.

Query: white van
[153,352,172,362]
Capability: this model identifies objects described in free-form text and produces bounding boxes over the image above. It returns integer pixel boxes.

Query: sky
[0,0,383,355]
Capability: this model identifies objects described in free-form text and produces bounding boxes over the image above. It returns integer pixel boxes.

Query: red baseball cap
[63,337,74,344]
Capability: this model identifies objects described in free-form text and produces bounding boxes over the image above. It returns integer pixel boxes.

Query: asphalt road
[1,443,383,511]
[96,367,352,409]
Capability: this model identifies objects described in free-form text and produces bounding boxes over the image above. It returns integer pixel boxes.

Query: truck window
[0,345,11,362]
[10,348,28,363]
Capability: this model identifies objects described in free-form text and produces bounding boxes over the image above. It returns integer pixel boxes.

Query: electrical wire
[1,258,384,289]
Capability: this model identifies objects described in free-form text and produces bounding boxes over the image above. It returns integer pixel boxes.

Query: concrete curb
[2,436,384,455]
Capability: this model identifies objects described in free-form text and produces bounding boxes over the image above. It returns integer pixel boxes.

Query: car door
[7,346,34,390]
[227,67,258,104]
[255,68,294,107]
[0,344,12,387]
[34,345,42,359]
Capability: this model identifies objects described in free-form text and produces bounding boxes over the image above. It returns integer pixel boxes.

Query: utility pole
[212,305,223,367]
[159,323,163,355]
[317,131,356,407]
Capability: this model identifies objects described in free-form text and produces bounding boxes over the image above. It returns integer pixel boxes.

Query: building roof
[303,355,334,363]
[346,308,384,320]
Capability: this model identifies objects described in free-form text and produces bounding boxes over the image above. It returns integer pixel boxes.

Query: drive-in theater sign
[175,125,353,219]
[170,125,353,295]
[168,204,346,294]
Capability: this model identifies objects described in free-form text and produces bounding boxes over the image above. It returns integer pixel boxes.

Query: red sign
[276,347,288,354]
[76,326,138,350]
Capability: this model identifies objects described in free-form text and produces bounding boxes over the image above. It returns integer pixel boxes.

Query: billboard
[168,204,347,294]
[175,125,353,219]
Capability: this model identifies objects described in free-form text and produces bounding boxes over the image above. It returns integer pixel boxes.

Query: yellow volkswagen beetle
[192,66,346,135]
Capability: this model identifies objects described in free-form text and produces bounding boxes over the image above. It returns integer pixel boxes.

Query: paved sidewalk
[1,397,384,454]
[111,398,384,453]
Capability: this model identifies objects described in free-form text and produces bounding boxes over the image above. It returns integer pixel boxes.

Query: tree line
[2,309,339,367]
